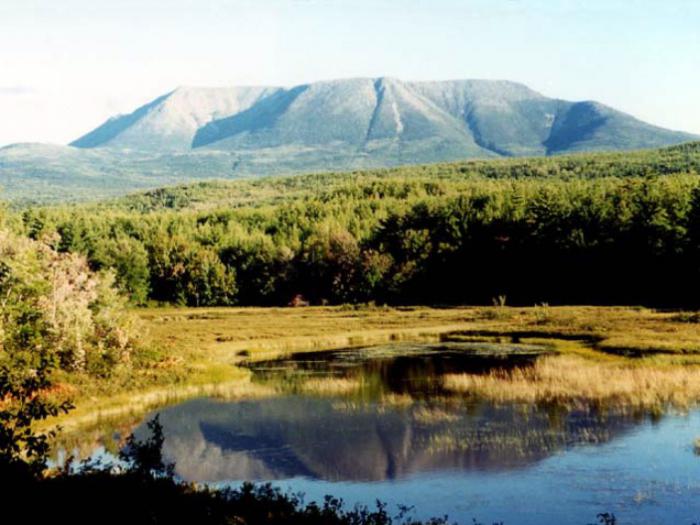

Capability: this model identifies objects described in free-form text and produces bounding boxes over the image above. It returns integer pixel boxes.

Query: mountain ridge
[1,77,698,204]
[70,77,697,159]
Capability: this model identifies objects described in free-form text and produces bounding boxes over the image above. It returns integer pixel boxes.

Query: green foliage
[0,355,73,476]
[0,227,137,374]
[92,236,151,304]
[149,235,237,306]
[219,236,291,304]
[119,414,174,479]
[9,144,700,307]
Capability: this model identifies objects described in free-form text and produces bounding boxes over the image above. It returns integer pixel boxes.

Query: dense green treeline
[96,141,700,213]
[11,151,700,307]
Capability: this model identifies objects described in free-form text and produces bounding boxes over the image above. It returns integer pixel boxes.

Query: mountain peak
[69,77,697,159]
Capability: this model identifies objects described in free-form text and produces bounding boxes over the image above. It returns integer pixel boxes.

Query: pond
[87,342,700,524]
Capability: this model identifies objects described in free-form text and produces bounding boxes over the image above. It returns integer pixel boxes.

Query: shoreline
[47,305,700,434]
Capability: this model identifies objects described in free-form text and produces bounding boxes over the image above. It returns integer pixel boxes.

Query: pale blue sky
[1,0,698,146]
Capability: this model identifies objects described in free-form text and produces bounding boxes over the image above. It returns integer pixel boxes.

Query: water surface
[110,343,700,523]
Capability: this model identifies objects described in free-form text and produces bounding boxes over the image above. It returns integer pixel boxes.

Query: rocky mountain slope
[72,78,696,159]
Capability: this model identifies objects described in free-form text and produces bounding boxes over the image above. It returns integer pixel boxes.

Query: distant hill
[87,141,700,213]
[1,78,697,203]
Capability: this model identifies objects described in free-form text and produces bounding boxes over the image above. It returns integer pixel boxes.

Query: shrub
[0,228,137,374]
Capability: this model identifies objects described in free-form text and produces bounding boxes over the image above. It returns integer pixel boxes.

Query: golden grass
[45,374,275,434]
[298,377,363,395]
[377,393,414,408]
[443,355,700,410]
[330,393,415,414]
[428,431,548,456]
[138,305,700,365]
[412,406,459,424]
[47,305,700,430]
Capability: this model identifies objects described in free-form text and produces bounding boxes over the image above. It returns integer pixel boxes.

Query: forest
[6,142,700,308]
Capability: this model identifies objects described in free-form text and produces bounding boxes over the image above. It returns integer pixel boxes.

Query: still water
[124,343,700,524]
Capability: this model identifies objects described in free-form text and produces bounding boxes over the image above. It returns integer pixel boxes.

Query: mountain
[71,78,696,159]
[71,86,278,151]
[1,78,697,203]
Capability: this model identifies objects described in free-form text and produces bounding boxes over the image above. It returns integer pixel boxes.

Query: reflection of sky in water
[207,412,700,525]
[106,344,700,523]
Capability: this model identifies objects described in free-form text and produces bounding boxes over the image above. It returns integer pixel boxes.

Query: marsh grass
[46,376,275,434]
[298,377,364,395]
[47,305,700,431]
[139,306,700,366]
[443,355,700,410]
[426,427,609,457]
[533,303,551,324]
[330,393,415,414]
[377,393,414,409]
[412,406,459,424]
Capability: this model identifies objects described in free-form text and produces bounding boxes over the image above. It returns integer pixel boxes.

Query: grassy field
[140,304,700,362]
[49,305,700,431]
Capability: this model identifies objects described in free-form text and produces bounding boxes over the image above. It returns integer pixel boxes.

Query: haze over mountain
[1,77,696,202]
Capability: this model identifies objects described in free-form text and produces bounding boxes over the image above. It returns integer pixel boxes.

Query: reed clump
[443,355,700,410]
[412,406,459,424]
[298,376,364,395]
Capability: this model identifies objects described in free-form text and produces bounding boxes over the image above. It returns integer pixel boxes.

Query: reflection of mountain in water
[147,396,646,483]
[130,344,651,483]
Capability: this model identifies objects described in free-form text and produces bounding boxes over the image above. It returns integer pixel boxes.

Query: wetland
[63,337,700,524]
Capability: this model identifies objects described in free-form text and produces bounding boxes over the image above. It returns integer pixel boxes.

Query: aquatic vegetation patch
[443,355,700,410]
[298,376,365,395]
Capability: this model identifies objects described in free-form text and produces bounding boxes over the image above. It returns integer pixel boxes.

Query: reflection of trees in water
[249,344,542,399]
[148,396,648,484]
